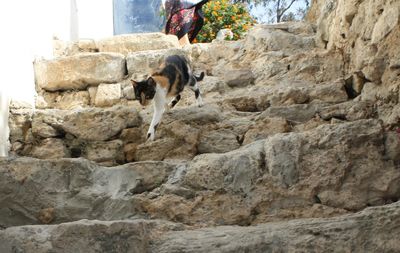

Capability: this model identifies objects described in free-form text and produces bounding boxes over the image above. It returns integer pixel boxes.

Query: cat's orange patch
[151,75,169,89]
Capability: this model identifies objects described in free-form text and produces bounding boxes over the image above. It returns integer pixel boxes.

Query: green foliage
[195,0,256,43]
[233,0,310,23]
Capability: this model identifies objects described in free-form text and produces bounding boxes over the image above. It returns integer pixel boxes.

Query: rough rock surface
[311,0,400,126]
[53,33,179,57]
[4,1,400,251]
[0,157,176,227]
[34,53,126,91]
[94,83,122,107]
[0,202,399,253]
[153,202,400,253]
[97,33,180,55]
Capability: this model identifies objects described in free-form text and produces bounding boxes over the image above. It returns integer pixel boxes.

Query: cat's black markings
[131,55,205,141]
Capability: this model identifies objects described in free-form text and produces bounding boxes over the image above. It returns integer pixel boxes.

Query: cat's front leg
[147,88,167,141]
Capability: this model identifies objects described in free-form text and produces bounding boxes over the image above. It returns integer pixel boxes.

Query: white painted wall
[0,92,9,157]
[0,0,114,156]
[77,0,113,39]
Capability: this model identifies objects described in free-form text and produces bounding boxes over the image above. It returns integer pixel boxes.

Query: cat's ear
[131,79,138,88]
[147,77,157,87]
[195,72,205,81]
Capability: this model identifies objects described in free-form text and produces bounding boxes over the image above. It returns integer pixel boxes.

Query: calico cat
[131,54,205,141]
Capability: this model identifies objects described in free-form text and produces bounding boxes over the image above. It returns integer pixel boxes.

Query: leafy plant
[195,0,256,43]
[233,0,310,23]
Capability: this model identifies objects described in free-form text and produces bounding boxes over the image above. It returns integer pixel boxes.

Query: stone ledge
[34,53,126,92]
[97,33,180,55]
[0,202,398,252]
[0,157,177,228]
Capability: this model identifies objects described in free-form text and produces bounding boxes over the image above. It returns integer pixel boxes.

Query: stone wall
[311,0,400,127]
[38,34,184,109]
[9,19,400,167]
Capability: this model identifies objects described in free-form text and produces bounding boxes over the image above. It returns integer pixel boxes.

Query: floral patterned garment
[165,0,208,42]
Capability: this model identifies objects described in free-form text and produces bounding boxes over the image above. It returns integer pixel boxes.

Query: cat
[131,54,205,141]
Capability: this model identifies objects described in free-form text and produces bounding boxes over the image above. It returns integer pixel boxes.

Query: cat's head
[130,77,156,106]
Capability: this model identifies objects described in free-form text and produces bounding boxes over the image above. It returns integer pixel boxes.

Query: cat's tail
[195,72,205,82]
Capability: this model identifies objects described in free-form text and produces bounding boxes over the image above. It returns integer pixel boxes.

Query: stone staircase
[1,17,400,252]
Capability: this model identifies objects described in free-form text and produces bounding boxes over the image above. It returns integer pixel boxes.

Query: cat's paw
[197,97,204,107]
[146,132,155,142]
[197,100,204,108]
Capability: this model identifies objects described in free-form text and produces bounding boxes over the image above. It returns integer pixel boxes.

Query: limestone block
[0,203,399,252]
[94,83,122,107]
[223,69,255,88]
[243,117,290,145]
[61,106,141,141]
[318,101,376,121]
[31,138,70,159]
[34,53,126,91]
[384,131,400,163]
[53,38,98,57]
[36,91,90,110]
[153,203,400,252]
[8,109,32,143]
[85,140,124,164]
[88,86,98,105]
[127,48,188,77]
[243,25,316,55]
[120,127,143,143]
[371,7,399,44]
[97,33,180,55]
[124,143,139,162]
[184,141,265,194]
[54,91,90,109]
[0,158,175,227]
[198,129,240,154]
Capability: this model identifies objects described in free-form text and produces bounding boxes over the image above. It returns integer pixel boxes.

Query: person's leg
[188,7,205,42]
[179,34,190,46]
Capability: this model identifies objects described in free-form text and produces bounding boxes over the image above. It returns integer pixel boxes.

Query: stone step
[0,157,176,228]
[53,32,180,57]
[242,22,316,57]
[34,52,127,92]
[34,23,320,110]
[2,119,399,228]
[0,201,399,253]
[34,47,190,109]
[9,105,142,165]
[129,119,400,225]
[34,48,188,93]
[9,77,380,166]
